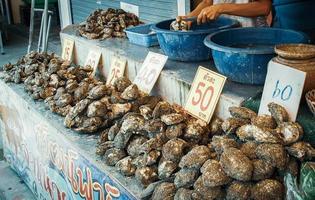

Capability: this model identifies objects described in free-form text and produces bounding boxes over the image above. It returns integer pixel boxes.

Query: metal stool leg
[0,31,4,55]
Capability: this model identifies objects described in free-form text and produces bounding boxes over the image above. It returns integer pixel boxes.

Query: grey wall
[71,0,190,24]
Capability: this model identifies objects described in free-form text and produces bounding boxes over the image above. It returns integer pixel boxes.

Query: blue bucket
[151,17,239,62]
[204,27,310,85]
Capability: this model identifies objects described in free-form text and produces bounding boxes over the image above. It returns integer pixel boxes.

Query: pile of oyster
[97,100,315,199]
[78,8,141,40]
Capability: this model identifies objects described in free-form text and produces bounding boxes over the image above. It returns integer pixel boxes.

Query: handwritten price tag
[185,66,226,123]
[133,52,168,94]
[106,57,127,86]
[259,61,306,121]
[61,38,74,61]
[84,50,102,76]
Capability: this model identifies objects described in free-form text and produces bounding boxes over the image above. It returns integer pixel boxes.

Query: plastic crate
[125,24,159,47]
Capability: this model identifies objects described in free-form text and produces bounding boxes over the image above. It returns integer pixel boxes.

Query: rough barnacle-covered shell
[54,87,66,100]
[251,115,277,129]
[114,77,132,92]
[115,156,136,176]
[220,147,253,181]
[144,150,161,166]
[222,117,250,134]
[152,101,174,119]
[49,74,59,88]
[158,159,178,180]
[174,188,193,200]
[88,84,110,100]
[138,96,162,109]
[108,123,120,141]
[211,135,239,155]
[179,145,211,169]
[65,79,78,93]
[140,137,164,153]
[268,102,289,124]
[166,123,186,140]
[236,125,282,144]
[162,138,188,162]
[98,129,109,144]
[73,82,89,102]
[201,159,231,187]
[96,141,114,156]
[161,113,185,126]
[226,181,252,200]
[174,168,199,189]
[286,141,315,161]
[111,103,132,118]
[56,93,73,107]
[152,182,176,200]
[240,141,258,160]
[143,119,166,138]
[135,166,158,187]
[183,121,206,143]
[251,179,284,200]
[256,143,289,170]
[193,177,224,200]
[64,99,91,127]
[74,117,103,133]
[139,105,153,120]
[55,105,72,117]
[40,87,56,99]
[278,122,303,145]
[86,100,107,118]
[229,106,257,120]
[127,135,148,157]
[120,84,139,100]
[209,117,223,135]
[132,154,146,168]
[104,148,126,166]
[252,159,275,181]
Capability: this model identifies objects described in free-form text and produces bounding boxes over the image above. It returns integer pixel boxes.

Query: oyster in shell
[64,99,91,128]
[220,147,253,181]
[120,84,139,100]
[174,188,193,200]
[143,119,166,138]
[114,77,132,92]
[108,123,120,141]
[252,159,275,181]
[104,148,126,166]
[268,102,289,124]
[96,141,114,156]
[98,129,109,144]
[226,181,252,200]
[152,101,174,119]
[174,168,199,189]
[183,121,206,143]
[229,106,257,120]
[111,103,132,118]
[179,145,211,169]
[152,182,176,200]
[251,179,284,200]
[256,143,289,170]
[86,100,107,118]
[240,141,258,160]
[193,177,224,200]
[115,156,136,176]
[144,150,161,166]
[139,105,153,120]
[222,117,250,134]
[135,166,158,187]
[56,93,73,107]
[161,113,185,126]
[286,141,315,161]
[127,135,148,157]
[140,137,164,153]
[162,138,188,162]
[165,123,186,140]
[73,81,89,102]
[88,84,110,100]
[278,122,303,145]
[158,159,178,180]
[251,115,277,129]
[74,117,103,133]
[236,125,282,144]
[211,135,239,155]
[209,117,223,135]
[201,159,231,187]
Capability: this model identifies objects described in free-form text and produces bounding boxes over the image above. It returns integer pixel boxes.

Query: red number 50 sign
[185,66,226,123]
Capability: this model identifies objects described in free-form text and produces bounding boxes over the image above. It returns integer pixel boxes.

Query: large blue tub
[204,28,310,85]
[151,17,239,62]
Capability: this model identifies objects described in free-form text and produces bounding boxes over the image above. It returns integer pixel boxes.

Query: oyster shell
[96,141,114,156]
[268,102,289,124]
[201,159,231,187]
[251,179,284,200]
[139,105,153,120]
[240,141,258,160]
[252,159,275,181]
[152,182,176,200]
[86,100,107,118]
[88,84,110,100]
[64,99,91,128]
[211,135,239,155]
[220,147,253,181]
[143,119,166,138]
[98,129,109,144]
[111,103,132,118]
[162,138,188,162]
[115,156,136,176]
[73,81,89,102]
[286,141,315,161]
[209,117,223,135]
[256,143,289,170]
[278,122,303,145]
[104,148,126,166]
[183,121,206,143]
[165,123,186,140]
[74,117,103,133]
[222,117,249,134]
[174,168,199,188]
[114,77,132,92]
[135,166,158,187]
[179,145,211,169]
[144,150,161,166]
[226,181,251,200]
[140,137,164,154]
[193,177,224,200]
[127,135,148,157]
[108,123,120,141]
[158,159,178,180]
[56,93,73,107]
[236,125,282,144]
[174,188,193,200]
[152,101,174,119]
[251,115,277,129]
[161,113,185,126]
[229,106,257,120]
[120,84,139,100]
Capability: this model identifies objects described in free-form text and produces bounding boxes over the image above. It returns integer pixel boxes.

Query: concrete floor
[0,24,61,200]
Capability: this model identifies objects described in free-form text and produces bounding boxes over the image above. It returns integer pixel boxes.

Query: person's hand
[197,5,223,24]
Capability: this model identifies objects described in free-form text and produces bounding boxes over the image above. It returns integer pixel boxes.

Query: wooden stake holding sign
[134,52,168,94]
[84,50,102,76]
[61,38,74,61]
[259,61,306,121]
[106,57,127,86]
[185,66,227,123]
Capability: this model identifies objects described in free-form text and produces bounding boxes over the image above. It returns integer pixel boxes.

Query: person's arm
[188,0,213,17]
[197,0,271,24]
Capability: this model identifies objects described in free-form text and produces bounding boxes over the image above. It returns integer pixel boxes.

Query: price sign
[185,66,226,123]
[106,57,127,86]
[84,50,102,76]
[133,52,168,93]
[259,61,306,121]
[61,38,74,61]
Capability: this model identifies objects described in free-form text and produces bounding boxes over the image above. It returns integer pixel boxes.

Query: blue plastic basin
[125,24,159,47]
[204,27,310,85]
[151,17,239,62]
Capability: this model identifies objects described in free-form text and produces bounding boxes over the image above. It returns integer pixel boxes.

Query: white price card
[133,52,168,94]
[259,61,306,121]
[84,50,102,76]
[185,66,227,123]
[61,38,74,61]
[106,57,127,86]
